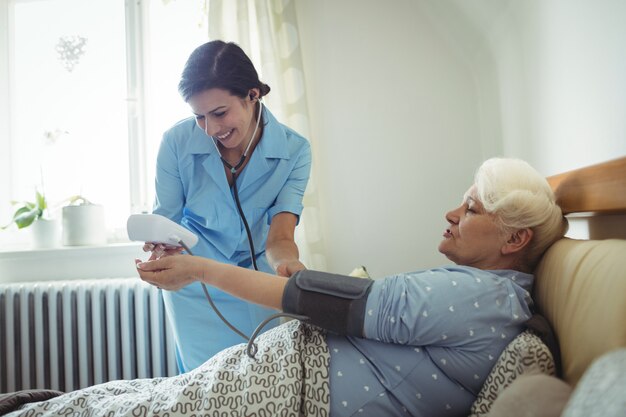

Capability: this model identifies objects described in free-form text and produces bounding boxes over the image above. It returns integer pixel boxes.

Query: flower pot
[31,218,61,249]
[62,204,107,246]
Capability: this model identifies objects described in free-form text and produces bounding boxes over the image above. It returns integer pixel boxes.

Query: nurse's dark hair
[178,40,270,102]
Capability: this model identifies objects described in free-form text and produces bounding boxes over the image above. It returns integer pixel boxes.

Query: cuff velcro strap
[282,270,373,337]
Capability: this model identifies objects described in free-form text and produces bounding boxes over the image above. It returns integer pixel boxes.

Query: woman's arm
[266,212,306,277]
[136,255,288,310]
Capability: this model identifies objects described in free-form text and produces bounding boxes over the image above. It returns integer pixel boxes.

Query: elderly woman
[6,158,567,417]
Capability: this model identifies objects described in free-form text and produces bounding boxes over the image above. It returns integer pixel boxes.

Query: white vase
[62,204,107,246]
[31,218,61,249]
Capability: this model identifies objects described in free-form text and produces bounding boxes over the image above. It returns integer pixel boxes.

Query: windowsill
[0,242,146,284]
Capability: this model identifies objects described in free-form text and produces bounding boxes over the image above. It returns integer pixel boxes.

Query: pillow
[534,238,626,385]
[486,373,572,417]
[561,348,626,417]
[349,265,370,278]
[468,330,556,417]
[0,389,64,415]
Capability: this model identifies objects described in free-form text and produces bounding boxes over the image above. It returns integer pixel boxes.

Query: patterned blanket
[7,320,330,417]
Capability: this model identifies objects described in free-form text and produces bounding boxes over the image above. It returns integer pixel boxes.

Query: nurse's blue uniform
[153,106,311,372]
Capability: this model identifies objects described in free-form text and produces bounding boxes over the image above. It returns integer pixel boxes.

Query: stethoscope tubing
[194,99,294,358]
[208,99,263,271]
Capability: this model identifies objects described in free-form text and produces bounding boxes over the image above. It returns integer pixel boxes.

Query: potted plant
[2,191,47,229]
[62,195,106,246]
[2,191,60,248]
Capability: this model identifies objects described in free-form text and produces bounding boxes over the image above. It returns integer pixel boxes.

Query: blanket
[6,320,330,417]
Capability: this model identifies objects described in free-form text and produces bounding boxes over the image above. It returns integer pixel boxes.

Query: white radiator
[0,278,178,393]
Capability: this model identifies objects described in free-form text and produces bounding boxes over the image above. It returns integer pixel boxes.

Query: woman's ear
[247,88,261,102]
[502,228,534,255]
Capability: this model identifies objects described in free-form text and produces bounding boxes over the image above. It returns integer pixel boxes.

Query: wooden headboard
[547,156,626,215]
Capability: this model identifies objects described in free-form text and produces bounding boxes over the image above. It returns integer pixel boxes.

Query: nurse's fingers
[161,246,185,256]
[142,243,164,261]
[135,259,166,286]
[136,257,169,272]
[276,260,306,277]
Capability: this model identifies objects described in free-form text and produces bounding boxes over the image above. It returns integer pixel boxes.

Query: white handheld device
[127,214,198,248]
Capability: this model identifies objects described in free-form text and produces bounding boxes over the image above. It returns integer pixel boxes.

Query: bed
[2,157,625,417]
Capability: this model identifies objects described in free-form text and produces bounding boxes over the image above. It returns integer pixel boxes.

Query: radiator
[0,278,178,393]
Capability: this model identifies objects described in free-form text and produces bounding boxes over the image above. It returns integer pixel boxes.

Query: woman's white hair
[474,157,569,269]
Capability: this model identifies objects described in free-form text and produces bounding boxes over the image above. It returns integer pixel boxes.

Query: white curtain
[207,0,327,271]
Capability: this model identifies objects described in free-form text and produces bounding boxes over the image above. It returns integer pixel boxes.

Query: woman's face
[438,185,508,270]
[189,88,259,153]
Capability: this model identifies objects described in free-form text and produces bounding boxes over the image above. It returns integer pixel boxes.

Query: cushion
[468,330,556,417]
[524,313,562,377]
[486,373,572,417]
[561,348,626,417]
[0,389,64,415]
[348,265,370,278]
[534,238,626,385]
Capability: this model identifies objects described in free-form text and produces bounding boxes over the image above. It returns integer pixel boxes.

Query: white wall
[480,0,626,175]
[481,0,626,237]
[295,0,626,276]
[295,0,489,277]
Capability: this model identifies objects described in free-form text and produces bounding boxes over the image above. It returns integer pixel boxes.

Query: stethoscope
[193,98,306,358]
[207,98,263,271]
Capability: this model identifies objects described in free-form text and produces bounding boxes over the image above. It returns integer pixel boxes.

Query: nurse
[146,40,311,372]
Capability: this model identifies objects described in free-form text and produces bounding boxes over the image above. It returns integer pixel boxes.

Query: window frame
[0,0,12,225]
[0,0,151,246]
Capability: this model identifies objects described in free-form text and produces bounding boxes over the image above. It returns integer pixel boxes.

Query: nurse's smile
[215,129,234,141]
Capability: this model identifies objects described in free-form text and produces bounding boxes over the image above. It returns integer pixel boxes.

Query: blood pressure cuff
[282,270,374,337]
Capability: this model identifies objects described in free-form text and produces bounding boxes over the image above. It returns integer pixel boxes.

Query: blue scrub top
[153,106,311,372]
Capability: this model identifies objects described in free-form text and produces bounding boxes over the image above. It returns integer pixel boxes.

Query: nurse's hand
[142,242,184,261]
[275,260,306,277]
[135,255,201,291]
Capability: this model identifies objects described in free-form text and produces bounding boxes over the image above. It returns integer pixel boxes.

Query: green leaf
[2,191,47,231]
[14,207,41,229]
[36,191,47,210]
[13,206,32,217]
[67,195,91,205]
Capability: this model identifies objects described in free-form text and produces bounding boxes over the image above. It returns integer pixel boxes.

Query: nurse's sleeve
[268,140,311,222]
[152,133,185,223]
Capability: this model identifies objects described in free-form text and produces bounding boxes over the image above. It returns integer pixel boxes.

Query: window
[0,0,208,248]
